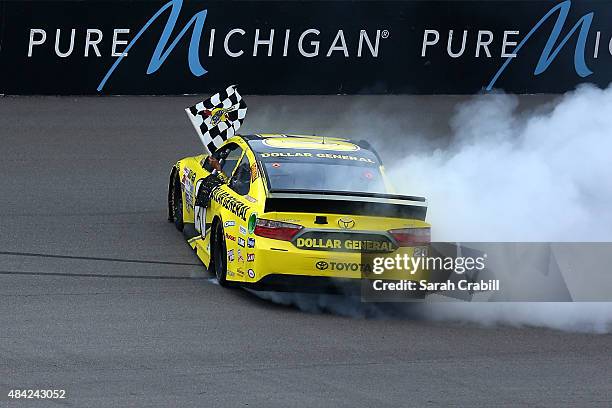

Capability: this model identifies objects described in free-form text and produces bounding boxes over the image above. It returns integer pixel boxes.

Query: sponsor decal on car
[315,260,373,273]
[238,237,246,247]
[248,213,257,234]
[239,225,247,235]
[247,253,255,262]
[247,237,255,248]
[337,217,355,229]
[237,249,244,262]
[295,237,395,252]
[244,195,257,203]
[261,138,360,151]
[182,167,196,183]
[225,233,236,241]
[181,167,196,210]
[250,163,259,183]
[248,269,255,278]
[260,152,375,163]
[211,188,249,221]
[227,249,235,262]
[237,268,245,276]
[224,220,236,227]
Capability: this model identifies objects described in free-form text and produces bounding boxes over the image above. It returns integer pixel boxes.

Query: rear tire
[171,176,184,231]
[211,221,229,287]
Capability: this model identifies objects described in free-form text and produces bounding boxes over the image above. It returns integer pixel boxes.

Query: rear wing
[264,189,427,221]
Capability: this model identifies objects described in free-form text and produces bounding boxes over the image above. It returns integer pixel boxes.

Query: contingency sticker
[250,163,259,183]
[182,167,196,210]
[248,213,258,234]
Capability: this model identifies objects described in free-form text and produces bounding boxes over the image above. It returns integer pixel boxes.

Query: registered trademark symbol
[381,30,390,39]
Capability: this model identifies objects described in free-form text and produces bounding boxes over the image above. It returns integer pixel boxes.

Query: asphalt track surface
[1,96,611,407]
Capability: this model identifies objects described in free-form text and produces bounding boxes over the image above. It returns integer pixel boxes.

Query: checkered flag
[185,85,248,154]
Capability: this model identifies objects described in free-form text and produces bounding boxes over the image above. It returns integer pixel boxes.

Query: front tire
[211,221,229,287]
[171,175,184,231]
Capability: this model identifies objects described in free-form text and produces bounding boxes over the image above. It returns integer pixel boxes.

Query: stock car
[168,134,431,293]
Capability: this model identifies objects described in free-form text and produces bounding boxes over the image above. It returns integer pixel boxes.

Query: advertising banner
[0,0,611,94]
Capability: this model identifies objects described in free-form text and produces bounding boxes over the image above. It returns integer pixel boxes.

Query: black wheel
[171,175,184,231]
[211,221,229,287]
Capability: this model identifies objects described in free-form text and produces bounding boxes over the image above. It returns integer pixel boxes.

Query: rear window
[262,161,387,194]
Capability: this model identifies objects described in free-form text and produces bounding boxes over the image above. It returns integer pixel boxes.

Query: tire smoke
[385,85,612,332]
[386,84,612,242]
[249,291,612,334]
[246,86,612,333]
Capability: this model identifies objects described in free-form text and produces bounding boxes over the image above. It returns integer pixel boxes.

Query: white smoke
[244,85,612,333]
[381,84,612,333]
[412,302,612,334]
[248,292,612,334]
[386,84,612,242]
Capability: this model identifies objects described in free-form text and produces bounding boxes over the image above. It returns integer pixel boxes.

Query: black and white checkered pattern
[185,85,248,154]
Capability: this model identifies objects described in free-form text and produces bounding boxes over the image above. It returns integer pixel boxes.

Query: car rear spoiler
[264,189,428,220]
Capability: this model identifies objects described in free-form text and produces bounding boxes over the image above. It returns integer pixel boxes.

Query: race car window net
[254,219,303,241]
[219,145,243,175]
[203,143,243,174]
[261,162,387,195]
[229,155,251,196]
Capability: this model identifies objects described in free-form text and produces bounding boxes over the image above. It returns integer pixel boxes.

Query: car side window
[202,143,243,176]
[229,155,252,196]
[220,146,243,175]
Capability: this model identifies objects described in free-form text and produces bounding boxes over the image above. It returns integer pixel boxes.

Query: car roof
[240,133,375,153]
[242,133,352,144]
[236,134,383,166]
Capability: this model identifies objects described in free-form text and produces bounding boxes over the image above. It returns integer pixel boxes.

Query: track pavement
[0,96,609,407]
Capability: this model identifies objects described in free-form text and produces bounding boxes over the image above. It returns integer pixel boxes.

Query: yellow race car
[168,134,430,293]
